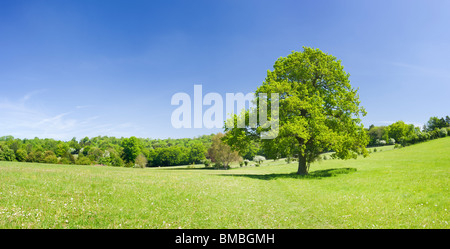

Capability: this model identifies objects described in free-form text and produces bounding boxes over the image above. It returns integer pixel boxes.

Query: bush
[0,147,15,161]
[253,155,265,167]
[124,162,134,168]
[203,159,211,168]
[60,157,72,165]
[214,162,226,169]
[244,159,249,166]
[15,149,27,162]
[439,128,448,137]
[253,155,265,164]
[388,138,396,145]
[134,154,148,168]
[43,155,58,164]
[76,155,92,165]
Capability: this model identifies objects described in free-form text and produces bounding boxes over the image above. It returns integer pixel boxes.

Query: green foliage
[43,151,58,164]
[439,128,448,138]
[76,154,92,165]
[88,147,103,162]
[208,133,241,169]
[15,149,27,162]
[188,142,206,164]
[202,159,212,168]
[385,121,415,142]
[121,137,141,163]
[225,47,369,175]
[388,138,396,145]
[0,134,215,167]
[426,117,448,131]
[367,126,388,146]
[55,143,69,157]
[134,154,148,168]
[0,147,15,161]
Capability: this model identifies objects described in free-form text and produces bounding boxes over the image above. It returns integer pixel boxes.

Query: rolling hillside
[0,137,449,229]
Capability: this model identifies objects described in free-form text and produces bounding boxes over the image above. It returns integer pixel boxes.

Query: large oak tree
[224,47,369,175]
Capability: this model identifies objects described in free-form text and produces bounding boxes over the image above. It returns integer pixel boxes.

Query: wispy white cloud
[389,62,450,80]
[0,93,139,140]
[20,89,47,102]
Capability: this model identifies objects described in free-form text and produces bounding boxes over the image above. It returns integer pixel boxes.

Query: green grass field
[0,138,449,229]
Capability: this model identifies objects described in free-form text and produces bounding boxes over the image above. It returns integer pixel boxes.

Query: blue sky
[1,0,449,141]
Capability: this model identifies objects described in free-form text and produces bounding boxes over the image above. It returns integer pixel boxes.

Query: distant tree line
[0,134,215,167]
[1,115,448,168]
[367,115,450,147]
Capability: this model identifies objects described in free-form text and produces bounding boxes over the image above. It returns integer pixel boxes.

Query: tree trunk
[297,152,308,175]
[295,136,309,175]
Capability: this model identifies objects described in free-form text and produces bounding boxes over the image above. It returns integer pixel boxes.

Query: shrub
[388,138,396,145]
[439,128,448,137]
[98,157,111,166]
[203,159,211,168]
[244,159,249,166]
[135,154,148,168]
[124,162,134,168]
[60,157,72,165]
[15,149,27,162]
[26,151,36,162]
[43,155,58,164]
[76,155,92,165]
[253,155,265,164]
[0,147,15,161]
[214,162,226,169]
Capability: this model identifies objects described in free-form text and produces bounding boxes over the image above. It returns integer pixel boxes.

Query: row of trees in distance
[367,116,450,147]
[0,134,214,167]
[1,115,449,168]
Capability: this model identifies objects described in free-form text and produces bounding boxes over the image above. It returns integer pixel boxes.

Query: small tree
[43,151,58,164]
[439,128,448,138]
[15,149,27,162]
[253,155,265,167]
[135,154,148,168]
[188,143,206,164]
[121,136,141,164]
[0,148,15,161]
[208,133,240,170]
[76,154,92,165]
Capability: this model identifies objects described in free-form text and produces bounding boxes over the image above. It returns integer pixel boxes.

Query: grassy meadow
[0,137,449,229]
